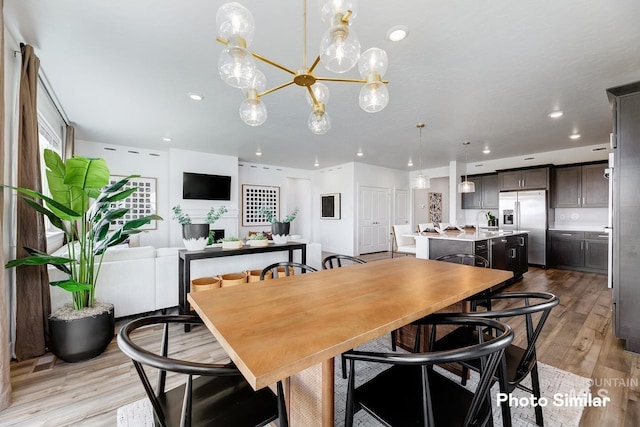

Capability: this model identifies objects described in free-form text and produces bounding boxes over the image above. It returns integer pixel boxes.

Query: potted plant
[486,211,498,227]
[171,204,228,251]
[219,236,243,250]
[3,149,161,362]
[259,207,298,237]
[247,232,269,247]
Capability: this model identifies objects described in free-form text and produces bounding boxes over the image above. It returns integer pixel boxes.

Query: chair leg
[341,354,347,379]
[277,380,289,427]
[530,363,544,426]
[391,330,397,351]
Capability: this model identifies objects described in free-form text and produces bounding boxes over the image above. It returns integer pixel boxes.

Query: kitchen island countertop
[412,229,529,242]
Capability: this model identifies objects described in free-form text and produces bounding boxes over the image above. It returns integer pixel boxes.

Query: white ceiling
[4,0,640,171]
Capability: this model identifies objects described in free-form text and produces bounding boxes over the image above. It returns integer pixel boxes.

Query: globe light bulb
[359,81,389,113]
[319,25,360,73]
[305,83,331,107]
[358,48,388,79]
[216,2,255,46]
[239,96,267,126]
[308,109,331,134]
[218,43,256,89]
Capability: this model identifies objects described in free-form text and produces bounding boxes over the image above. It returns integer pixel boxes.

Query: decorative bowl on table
[272,234,288,244]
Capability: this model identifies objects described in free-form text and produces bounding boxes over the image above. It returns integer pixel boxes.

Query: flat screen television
[182,172,231,200]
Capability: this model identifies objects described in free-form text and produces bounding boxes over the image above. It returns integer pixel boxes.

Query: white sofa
[49,240,322,318]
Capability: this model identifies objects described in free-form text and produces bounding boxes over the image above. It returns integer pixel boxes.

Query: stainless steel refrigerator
[498,190,547,266]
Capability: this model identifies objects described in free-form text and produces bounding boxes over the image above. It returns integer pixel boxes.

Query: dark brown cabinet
[607,81,640,352]
[551,162,608,208]
[498,167,549,191]
[461,173,498,209]
[548,230,607,274]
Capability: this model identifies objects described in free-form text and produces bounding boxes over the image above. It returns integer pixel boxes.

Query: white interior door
[395,188,409,227]
[359,186,390,254]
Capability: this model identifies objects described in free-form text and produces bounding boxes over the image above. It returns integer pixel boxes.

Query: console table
[178,242,306,330]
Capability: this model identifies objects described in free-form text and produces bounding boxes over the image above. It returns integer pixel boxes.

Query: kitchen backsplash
[552,208,608,230]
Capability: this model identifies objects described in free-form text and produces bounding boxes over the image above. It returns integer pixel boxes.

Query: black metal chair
[434,253,492,310]
[321,254,397,378]
[117,315,288,427]
[321,254,366,270]
[259,261,317,280]
[343,314,514,427]
[427,292,559,427]
[435,253,489,268]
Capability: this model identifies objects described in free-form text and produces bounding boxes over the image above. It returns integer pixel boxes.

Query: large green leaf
[50,279,92,293]
[22,197,66,232]
[0,185,80,219]
[64,156,110,214]
[43,149,85,219]
[5,253,74,269]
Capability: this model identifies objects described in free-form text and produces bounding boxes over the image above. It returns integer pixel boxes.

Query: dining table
[188,256,513,427]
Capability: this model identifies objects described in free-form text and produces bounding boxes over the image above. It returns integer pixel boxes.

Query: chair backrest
[435,253,489,268]
[463,292,559,384]
[322,254,366,270]
[117,314,287,427]
[260,261,318,280]
[343,315,513,427]
[392,224,414,247]
[417,223,435,232]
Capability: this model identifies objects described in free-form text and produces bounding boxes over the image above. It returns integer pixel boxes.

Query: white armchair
[391,224,417,258]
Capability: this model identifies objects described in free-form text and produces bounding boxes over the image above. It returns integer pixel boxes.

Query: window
[37,112,63,232]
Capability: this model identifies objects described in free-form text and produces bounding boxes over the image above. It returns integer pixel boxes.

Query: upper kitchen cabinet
[551,162,608,208]
[461,173,498,209]
[498,167,549,191]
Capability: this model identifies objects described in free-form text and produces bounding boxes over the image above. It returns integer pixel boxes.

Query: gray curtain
[0,0,13,410]
[15,44,50,360]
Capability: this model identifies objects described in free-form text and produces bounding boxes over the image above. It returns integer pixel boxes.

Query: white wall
[413,176,450,229]
[167,148,239,246]
[75,140,171,248]
[313,163,354,254]
[237,162,312,239]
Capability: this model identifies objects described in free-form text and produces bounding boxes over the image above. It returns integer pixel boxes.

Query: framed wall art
[242,184,280,226]
[428,192,442,223]
[321,193,341,219]
[108,175,157,230]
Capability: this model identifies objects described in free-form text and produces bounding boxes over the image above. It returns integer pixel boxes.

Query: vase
[49,303,115,363]
[182,224,210,251]
[271,222,290,237]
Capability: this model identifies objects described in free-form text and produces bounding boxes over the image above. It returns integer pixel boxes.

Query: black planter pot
[49,306,115,363]
[271,221,290,236]
[488,219,498,227]
[182,223,210,251]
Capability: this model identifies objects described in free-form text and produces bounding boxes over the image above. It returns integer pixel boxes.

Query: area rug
[118,336,590,427]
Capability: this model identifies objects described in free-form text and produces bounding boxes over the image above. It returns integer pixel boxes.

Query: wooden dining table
[188,256,513,427]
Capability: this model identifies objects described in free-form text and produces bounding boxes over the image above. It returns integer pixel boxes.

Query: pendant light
[414,123,430,189]
[458,141,476,193]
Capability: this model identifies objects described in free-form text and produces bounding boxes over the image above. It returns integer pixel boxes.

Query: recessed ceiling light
[161,137,172,142]
[387,25,408,42]
[569,133,581,140]
[357,150,364,157]
[548,111,564,119]
[314,159,319,167]
[255,149,262,156]
[188,93,203,101]
[407,159,414,167]
[482,148,491,154]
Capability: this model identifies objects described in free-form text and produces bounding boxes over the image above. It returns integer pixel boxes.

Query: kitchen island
[412,229,529,282]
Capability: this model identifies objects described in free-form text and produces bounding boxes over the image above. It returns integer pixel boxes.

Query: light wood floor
[1,253,638,426]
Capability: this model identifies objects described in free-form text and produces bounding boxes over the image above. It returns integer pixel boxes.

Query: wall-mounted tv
[183,172,231,201]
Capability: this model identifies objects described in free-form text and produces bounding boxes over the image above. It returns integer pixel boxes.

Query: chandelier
[215,0,390,134]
